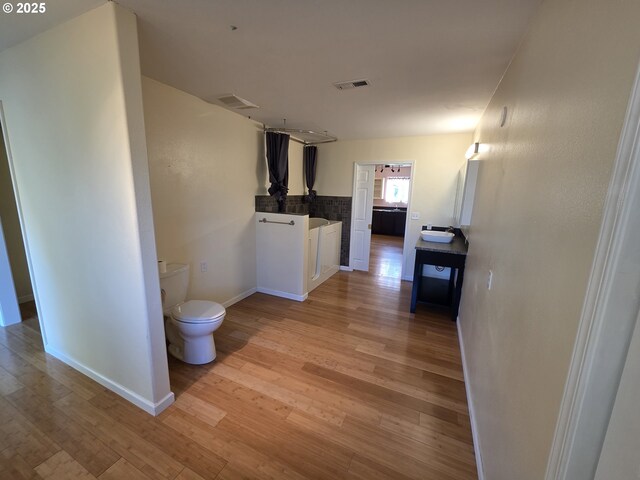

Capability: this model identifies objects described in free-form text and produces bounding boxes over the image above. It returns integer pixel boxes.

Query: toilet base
[169,335,216,365]
[164,317,218,365]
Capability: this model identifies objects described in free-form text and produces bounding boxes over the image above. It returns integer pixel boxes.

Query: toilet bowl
[159,263,226,365]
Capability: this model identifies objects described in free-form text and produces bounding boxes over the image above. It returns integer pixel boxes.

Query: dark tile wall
[255,195,309,215]
[255,194,353,266]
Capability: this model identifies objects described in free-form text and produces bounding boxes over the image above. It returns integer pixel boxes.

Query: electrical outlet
[200,262,208,273]
[487,270,493,290]
[411,212,420,220]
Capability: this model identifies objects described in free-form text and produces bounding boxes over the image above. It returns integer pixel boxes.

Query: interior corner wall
[0,3,171,412]
[457,0,640,478]
[0,132,31,301]
[142,77,262,304]
[316,133,471,275]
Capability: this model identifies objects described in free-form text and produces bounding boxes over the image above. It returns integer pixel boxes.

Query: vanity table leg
[452,266,465,321]
[410,260,422,313]
[447,268,455,304]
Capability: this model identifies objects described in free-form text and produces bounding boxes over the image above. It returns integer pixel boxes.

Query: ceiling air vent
[217,94,259,110]
[333,79,370,90]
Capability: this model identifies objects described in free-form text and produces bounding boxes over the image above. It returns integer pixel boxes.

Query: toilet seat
[172,300,225,324]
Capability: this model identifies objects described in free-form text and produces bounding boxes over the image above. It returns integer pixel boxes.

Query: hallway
[0,269,476,479]
[368,234,405,280]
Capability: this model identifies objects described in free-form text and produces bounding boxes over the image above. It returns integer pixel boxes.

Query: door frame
[545,61,640,478]
[348,160,416,277]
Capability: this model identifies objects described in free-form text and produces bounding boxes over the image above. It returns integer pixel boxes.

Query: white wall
[0,3,172,414]
[287,141,305,196]
[317,133,471,276]
[457,0,640,477]
[0,131,31,301]
[143,77,262,305]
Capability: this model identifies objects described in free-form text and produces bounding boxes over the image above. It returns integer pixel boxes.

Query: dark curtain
[304,145,318,202]
[266,132,290,212]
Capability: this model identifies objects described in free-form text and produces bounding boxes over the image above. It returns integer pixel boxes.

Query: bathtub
[308,218,342,292]
[255,213,341,301]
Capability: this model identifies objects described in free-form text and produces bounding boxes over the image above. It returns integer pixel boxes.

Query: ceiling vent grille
[217,94,259,110]
[333,79,370,90]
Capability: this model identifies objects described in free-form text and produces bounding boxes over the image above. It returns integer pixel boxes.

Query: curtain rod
[263,126,338,145]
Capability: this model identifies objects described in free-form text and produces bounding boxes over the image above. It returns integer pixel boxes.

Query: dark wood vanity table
[410,227,468,320]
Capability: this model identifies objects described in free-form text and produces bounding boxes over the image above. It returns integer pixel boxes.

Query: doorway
[349,162,414,280]
[0,113,37,327]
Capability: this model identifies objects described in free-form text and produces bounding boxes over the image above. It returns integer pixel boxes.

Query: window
[384,177,410,203]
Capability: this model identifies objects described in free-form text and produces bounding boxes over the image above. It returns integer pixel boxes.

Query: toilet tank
[159,263,189,314]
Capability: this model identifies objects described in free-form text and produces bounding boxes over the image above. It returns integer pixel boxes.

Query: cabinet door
[394,213,407,236]
[380,212,394,235]
[371,210,383,234]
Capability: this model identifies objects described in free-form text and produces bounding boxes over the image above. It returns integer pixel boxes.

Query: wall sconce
[466,142,480,160]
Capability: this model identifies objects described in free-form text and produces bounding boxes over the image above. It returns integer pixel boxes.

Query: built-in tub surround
[309,196,351,267]
[255,213,340,300]
[256,195,352,266]
[256,212,309,301]
[308,218,342,292]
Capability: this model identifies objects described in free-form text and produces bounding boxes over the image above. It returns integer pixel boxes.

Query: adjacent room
[1,1,640,479]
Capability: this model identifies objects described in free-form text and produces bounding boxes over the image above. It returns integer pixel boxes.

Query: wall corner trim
[457,317,485,480]
[44,345,173,416]
[546,59,640,479]
[152,391,175,416]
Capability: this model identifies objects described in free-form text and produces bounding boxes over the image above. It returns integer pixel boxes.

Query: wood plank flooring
[0,259,477,479]
[369,234,404,279]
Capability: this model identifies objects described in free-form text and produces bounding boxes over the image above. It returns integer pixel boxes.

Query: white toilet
[159,263,226,365]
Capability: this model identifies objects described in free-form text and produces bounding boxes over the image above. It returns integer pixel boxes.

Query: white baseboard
[153,391,175,415]
[339,265,353,272]
[44,345,174,416]
[402,274,413,282]
[18,293,34,304]
[222,287,257,308]
[457,317,485,480]
[256,287,307,302]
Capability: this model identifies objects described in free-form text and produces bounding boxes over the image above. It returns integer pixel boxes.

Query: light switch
[411,212,420,220]
[487,270,493,290]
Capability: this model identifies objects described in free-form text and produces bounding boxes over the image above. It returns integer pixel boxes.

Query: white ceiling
[0,0,541,140]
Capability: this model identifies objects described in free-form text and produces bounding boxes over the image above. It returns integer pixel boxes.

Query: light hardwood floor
[0,261,477,479]
[369,234,405,279]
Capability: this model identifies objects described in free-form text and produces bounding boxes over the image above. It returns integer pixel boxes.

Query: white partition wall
[0,3,172,414]
[256,213,309,301]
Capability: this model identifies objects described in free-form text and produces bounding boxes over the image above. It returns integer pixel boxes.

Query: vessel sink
[420,230,455,243]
